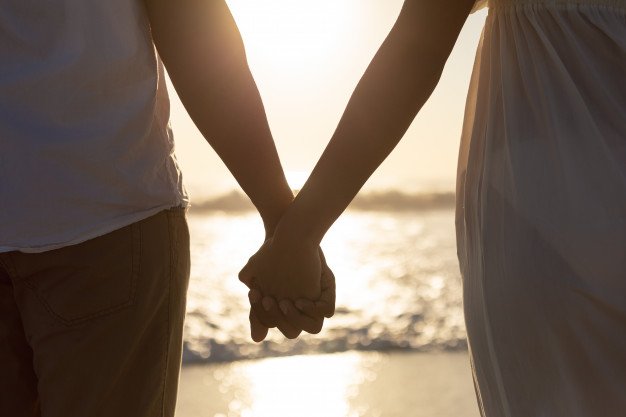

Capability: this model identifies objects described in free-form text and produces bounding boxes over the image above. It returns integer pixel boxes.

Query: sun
[225,0,354,75]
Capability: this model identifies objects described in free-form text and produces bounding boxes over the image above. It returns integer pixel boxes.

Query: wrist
[260,188,294,238]
[271,205,323,250]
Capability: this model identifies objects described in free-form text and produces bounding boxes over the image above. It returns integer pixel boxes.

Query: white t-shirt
[0,0,189,253]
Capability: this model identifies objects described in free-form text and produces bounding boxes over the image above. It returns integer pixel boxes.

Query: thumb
[238,258,256,288]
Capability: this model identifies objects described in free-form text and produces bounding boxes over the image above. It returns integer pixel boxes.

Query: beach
[177,351,480,417]
[178,205,478,416]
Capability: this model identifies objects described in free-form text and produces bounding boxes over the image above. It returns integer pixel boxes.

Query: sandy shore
[176,351,480,417]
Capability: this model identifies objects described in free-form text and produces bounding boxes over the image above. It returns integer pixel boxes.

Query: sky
[169,1,488,200]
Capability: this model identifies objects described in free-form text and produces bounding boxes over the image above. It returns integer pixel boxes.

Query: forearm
[273,0,473,245]
[145,0,292,233]
[184,67,293,234]
[279,40,442,245]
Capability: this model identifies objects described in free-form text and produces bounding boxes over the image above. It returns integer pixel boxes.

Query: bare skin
[246,249,336,341]
[240,0,476,337]
[143,0,334,340]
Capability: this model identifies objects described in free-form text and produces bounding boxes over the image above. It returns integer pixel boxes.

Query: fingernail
[262,297,273,311]
[248,290,261,304]
[279,301,290,315]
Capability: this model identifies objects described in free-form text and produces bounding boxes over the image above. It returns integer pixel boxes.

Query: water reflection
[177,352,480,417]
[220,353,374,417]
[183,209,466,363]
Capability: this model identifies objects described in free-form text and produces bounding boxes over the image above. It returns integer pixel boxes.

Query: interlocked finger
[318,250,336,318]
[249,310,269,342]
[251,297,302,339]
[279,299,324,334]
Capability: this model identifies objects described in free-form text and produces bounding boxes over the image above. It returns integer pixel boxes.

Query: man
[0,1,332,416]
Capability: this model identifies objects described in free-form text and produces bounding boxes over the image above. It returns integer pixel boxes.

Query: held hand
[241,249,336,342]
[239,237,322,302]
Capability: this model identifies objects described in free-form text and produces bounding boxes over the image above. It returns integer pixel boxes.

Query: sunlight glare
[226,0,355,75]
[232,353,369,417]
[285,169,309,190]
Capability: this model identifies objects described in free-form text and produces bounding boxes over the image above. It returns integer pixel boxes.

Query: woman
[241,1,626,415]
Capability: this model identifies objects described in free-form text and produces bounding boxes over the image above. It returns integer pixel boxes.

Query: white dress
[456,1,626,416]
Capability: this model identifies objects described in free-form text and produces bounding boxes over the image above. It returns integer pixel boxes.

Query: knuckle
[238,270,249,283]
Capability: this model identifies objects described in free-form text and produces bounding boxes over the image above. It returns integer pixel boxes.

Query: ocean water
[183,206,466,364]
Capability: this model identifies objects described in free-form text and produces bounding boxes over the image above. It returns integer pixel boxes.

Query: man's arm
[144,0,292,234]
[143,0,332,340]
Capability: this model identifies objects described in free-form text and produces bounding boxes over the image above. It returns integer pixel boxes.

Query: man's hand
[241,249,336,342]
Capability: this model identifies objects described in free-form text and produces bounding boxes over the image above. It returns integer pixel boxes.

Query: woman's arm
[239,0,475,308]
[274,0,475,246]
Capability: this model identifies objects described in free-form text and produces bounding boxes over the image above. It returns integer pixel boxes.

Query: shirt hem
[0,202,189,254]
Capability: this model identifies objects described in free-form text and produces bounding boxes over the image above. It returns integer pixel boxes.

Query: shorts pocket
[18,223,141,326]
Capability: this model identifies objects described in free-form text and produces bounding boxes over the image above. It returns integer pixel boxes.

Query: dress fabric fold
[457,1,626,416]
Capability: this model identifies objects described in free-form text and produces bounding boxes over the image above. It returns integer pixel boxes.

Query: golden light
[226,0,355,76]
[285,169,309,191]
[223,353,373,417]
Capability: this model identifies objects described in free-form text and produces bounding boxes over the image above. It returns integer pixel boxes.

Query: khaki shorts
[0,208,190,417]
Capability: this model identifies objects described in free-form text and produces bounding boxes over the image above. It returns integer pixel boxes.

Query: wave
[182,327,468,365]
[189,190,456,213]
[183,190,463,365]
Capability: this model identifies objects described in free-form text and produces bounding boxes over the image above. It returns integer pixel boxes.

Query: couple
[1,0,625,416]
